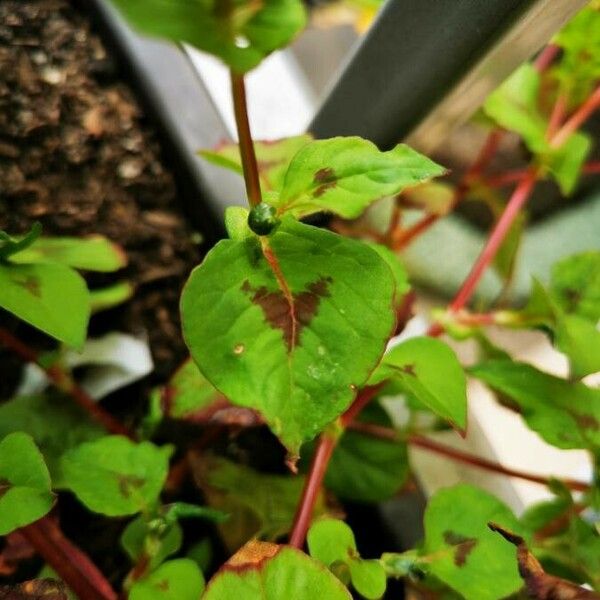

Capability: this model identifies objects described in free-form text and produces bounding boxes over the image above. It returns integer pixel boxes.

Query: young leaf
[181,218,396,455]
[366,243,410,309]
[324,403,409,503]
[401,181,455,216]
[9,236,127,272]
[129,559,205,600]
[164,359,222,419]
[200,135,313,192]
[0,263,89,347]
[0,432,54,535]
[110,0,307,74]
[0,394,104,488]
[192,456,324,551]
[483,64,591,194]
[469,360,600,451]
[121,515,183,572]
[89,281,134,314]
[274,138,446,219]
[423,484,524,600]
[0,223,42,261]
[371,337,467,433]
[60,436,172,516]
[202,541,352,599]
[554,314,600,380]
[308,518,386,599]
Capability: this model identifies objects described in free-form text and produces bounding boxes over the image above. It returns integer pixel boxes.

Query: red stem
[340,384,384,427]
[486,161,600,188]
[0,327,134,438]
[20,517,117,600]
[550,85,600,148]
[288,433,336,548]
[347,422,589,492]
[230,71,262,208]
[547,92,569,139]
[533,44,560,72]
[393,130,503,250]
[428,167,538,336]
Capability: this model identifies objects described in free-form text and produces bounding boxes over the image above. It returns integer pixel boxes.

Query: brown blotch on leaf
[12,275,41,298]
[117,474,145,498]
[489,522,600,599]
[313,167,337,197]
[225,540,280,573]
[572,412,599,431]
[0,478,10,500]
[241,277,332,352]
[400,363,417,377]
[443,531,478,567]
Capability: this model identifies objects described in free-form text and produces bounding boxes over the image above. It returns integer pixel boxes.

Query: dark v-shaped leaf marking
[240,238,332,352]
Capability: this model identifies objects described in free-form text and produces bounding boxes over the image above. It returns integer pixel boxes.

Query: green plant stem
[0,326,134,439]
[230,71,262,208]
[288,432,336,548]
[20,516,117,600]
[347,421,589,492]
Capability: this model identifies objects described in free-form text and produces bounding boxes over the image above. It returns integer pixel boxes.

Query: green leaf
[0,394,104,487]
[469,360,600,450]
[324,403,409,503]
[130,559,205,600]
[181,218,396,455]
[193,456,324,551]
[165,359,222,419]
[202,541,352,599]
[122,515,183,571]
[0,262,89,347]
[0,432,54,535]
[493,211,525,284]
[348,560,387,600]
[200,135,313,192]
[550,251,600,322]
[110,0,307,74]
[546,131,592,195]
[366,243,410,309]
[423,484,523,600]
[89,281,134,313]
[225,207,253,242]
[553,5,600,106]
[554,314,600,379]
[484,64,547,153]
[372,337,467,432]
[10,235,127,272]
[307,518,386,599]
[308,518,357,567]
[275,138,446,219]
[484,64,591,194]
[60,436,172,516]
[162,501,227,524]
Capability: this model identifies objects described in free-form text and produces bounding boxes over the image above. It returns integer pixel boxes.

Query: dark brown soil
[0,0,202,391]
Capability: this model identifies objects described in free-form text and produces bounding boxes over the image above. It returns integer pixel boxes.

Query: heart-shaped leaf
[0,263,89,347]
[202,541,351,599]
[371,337,467,433]
[60,436,173,516]
[274,138,446,219]
[0,432,54,535]
[110,0,307,74]
[423,485,524,600]
[181,219,396,455]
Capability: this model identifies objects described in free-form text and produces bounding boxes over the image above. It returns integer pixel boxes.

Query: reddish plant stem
[288,433,337,548]
[533,43,560,72]
[20,517,117,600]
[428,167,538,336]
[393,130,503,250]
[340,384,384,427]
[485,161,600,188]
[347,421,589,492]
[230,71,262,208]
[0,327,133,439]
[550,85,600,148]
[547,91,569,139]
